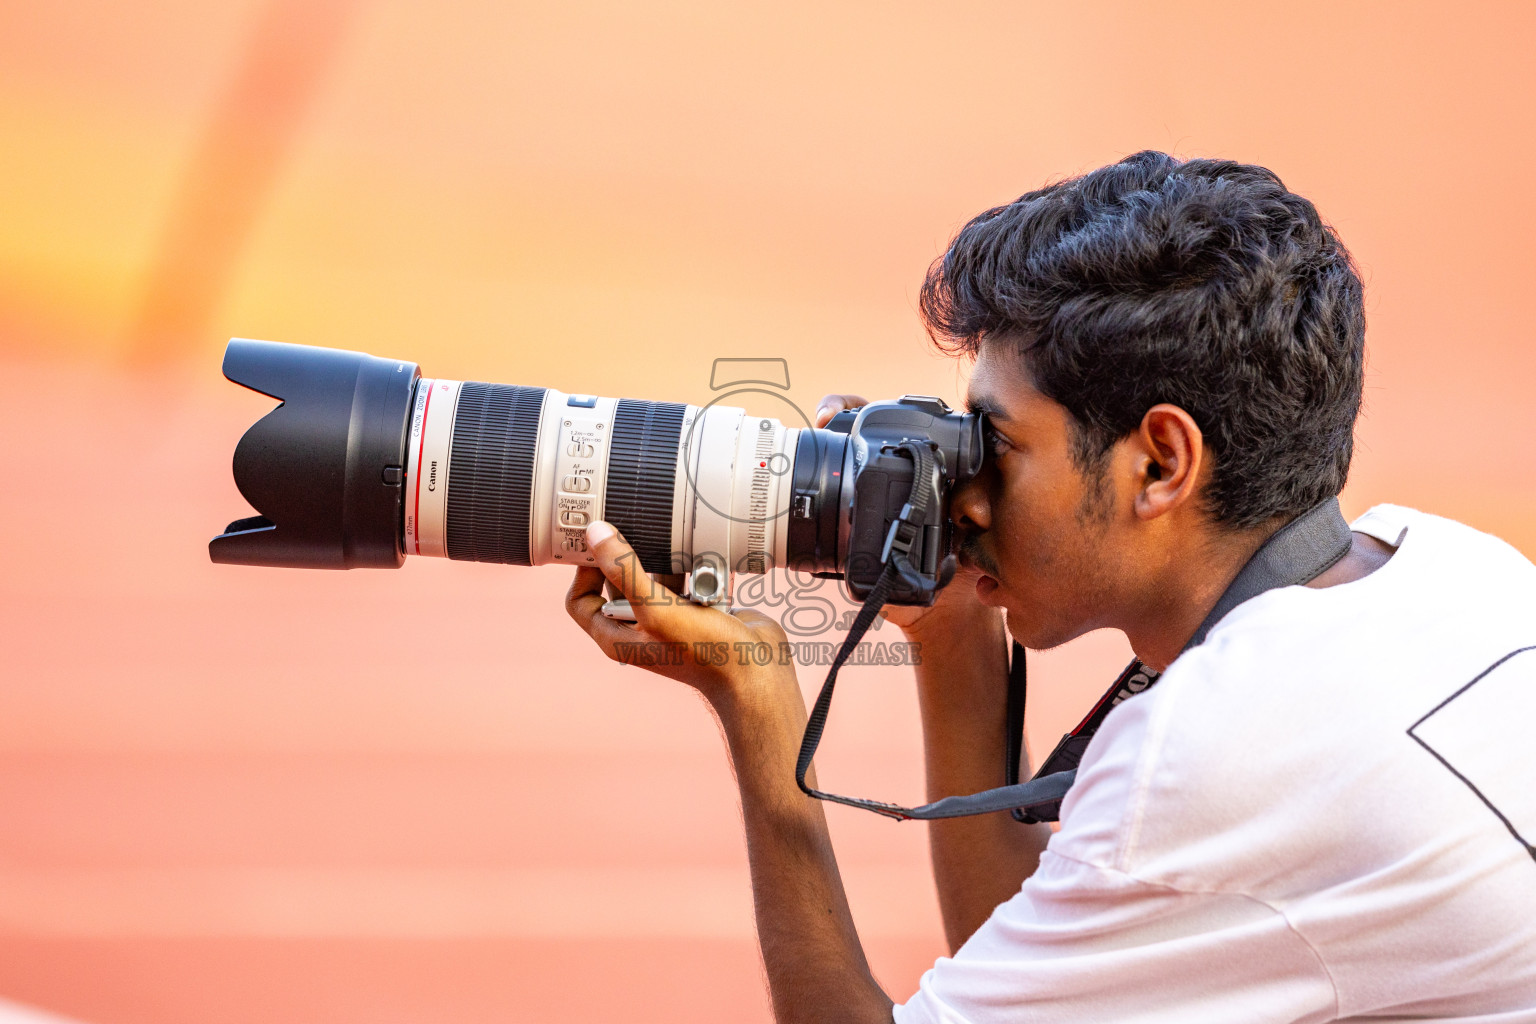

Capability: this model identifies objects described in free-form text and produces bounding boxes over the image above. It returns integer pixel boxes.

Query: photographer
[565,152,1536,1022]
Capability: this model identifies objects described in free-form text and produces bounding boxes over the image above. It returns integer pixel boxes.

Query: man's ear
[1132,404,1204,521]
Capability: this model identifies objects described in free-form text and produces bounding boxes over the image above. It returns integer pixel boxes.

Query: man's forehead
[964,342,1039,422]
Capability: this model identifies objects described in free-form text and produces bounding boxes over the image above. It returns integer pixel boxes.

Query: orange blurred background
[2,2,1533,1021]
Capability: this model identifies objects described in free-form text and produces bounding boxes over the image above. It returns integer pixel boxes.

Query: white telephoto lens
[405,379,804,591]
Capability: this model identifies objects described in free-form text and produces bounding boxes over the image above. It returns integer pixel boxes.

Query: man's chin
[1003,607,1094,653]
[988,584,1082,651]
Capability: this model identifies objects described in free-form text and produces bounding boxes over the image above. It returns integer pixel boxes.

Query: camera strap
[795,494,1354,823]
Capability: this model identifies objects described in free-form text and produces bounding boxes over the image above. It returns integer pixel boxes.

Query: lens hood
[209,338,419,569]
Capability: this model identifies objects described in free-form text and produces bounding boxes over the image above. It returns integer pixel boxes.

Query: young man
[565,152,1536,1022]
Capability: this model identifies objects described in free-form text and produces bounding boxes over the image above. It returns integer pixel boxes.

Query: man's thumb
[585,520,689,627]
[583,521,637,599]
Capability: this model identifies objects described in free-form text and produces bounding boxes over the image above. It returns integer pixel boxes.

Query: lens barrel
[785,425,849,573]
[606,398,688,575]
[442,382,547,565]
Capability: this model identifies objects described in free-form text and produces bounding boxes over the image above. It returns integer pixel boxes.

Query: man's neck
[1122,523,1278,673]
[1125,526,1398,673]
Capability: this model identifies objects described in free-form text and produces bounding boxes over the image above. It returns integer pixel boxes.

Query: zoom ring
[606,399,686,574]
[445,382,547,564]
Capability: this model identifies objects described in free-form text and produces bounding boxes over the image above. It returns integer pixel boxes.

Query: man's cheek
[1026,525,1075,589]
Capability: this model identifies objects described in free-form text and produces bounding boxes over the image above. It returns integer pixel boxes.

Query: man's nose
[948,469,992,533]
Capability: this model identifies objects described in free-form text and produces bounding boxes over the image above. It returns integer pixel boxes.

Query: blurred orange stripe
[128,0,354,364]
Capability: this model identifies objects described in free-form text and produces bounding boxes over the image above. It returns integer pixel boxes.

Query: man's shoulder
[1054,502,1536,891]
[1347,503,1535,584]
[1197,503,1535,675]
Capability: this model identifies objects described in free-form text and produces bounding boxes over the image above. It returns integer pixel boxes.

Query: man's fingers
[565,565,652,656]
[565,565,611,629]
[651,573,686,596]
[814,394,867,428]
[583,521,638,597]
[583,521,678,627]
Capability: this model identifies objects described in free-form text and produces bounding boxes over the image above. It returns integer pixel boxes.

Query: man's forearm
[906,607,1052,953]
[711,685,894,1024]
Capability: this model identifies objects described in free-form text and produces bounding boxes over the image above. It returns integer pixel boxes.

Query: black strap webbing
[796,496,1355,823]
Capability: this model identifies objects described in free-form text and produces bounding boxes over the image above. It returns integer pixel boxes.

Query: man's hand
[565,519,895,1023]
[565,520,793,705]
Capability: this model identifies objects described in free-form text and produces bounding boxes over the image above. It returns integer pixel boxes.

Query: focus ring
[606,399,685,574]
[445,382,547,564]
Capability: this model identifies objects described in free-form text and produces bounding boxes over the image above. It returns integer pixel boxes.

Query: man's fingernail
[815,402,832,424]
[586,520,616,547]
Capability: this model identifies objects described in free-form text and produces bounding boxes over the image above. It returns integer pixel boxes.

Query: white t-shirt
[896,505,1536,1024]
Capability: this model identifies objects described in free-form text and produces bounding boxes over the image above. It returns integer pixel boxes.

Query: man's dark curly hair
[919,150,1365,529]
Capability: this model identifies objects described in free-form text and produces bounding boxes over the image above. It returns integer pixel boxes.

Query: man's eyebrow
[965,392,1011,421]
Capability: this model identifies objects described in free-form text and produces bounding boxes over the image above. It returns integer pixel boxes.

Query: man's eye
[985,426,1013,458]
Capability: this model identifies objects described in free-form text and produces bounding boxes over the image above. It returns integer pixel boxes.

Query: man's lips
[957,533,1004,604]
[957,536,1000,578]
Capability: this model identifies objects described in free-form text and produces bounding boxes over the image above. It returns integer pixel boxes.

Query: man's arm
[712,681,895,1024]
[566,522,893,1024]
[900,596,1053,953]
[815,391,1051,953]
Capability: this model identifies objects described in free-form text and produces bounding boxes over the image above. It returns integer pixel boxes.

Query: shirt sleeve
[893,848,1337,1024]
